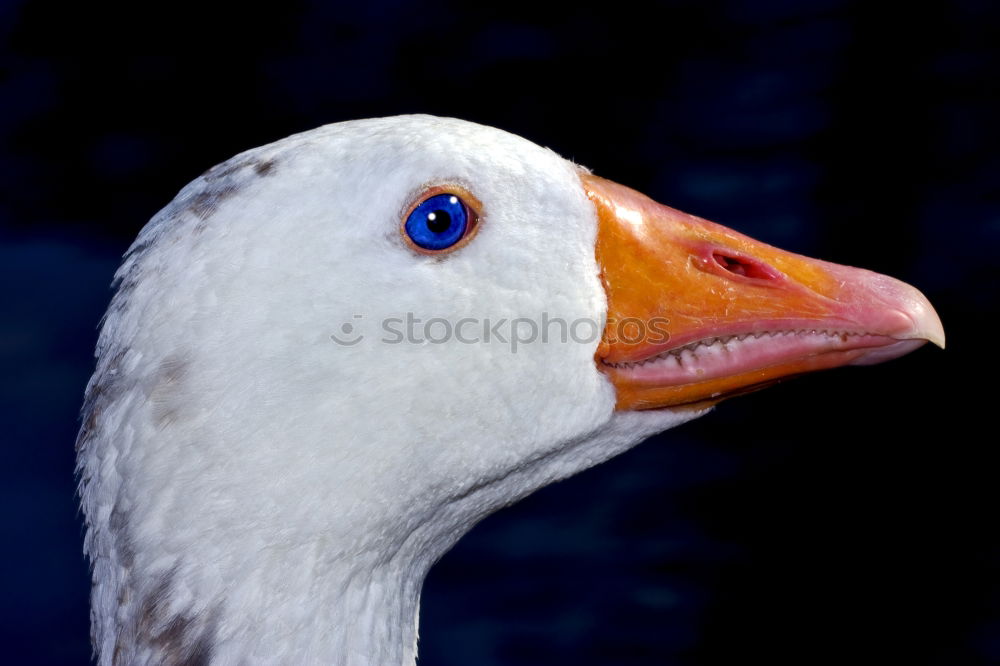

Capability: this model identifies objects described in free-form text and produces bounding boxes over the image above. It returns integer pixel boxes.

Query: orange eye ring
[400,184,483,255]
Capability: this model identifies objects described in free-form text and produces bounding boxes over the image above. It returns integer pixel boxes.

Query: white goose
[78,115,944,665]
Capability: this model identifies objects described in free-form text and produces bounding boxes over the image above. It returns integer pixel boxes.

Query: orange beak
[583,173,945,411]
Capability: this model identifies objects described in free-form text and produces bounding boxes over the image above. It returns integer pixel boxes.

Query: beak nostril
[714,254,747,276]
[712,252,779,281]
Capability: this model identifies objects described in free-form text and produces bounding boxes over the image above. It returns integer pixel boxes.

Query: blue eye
[404,193,471,251]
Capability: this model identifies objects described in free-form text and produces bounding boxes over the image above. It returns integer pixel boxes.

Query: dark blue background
[3,1,997,664]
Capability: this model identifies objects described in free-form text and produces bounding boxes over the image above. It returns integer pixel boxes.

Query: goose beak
[582,173,945,411]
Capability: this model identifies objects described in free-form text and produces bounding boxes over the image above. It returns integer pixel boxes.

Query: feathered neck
[81,401,691,665]
[118,544,425,665]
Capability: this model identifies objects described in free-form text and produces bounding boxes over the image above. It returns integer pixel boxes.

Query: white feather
[78,115,702,665]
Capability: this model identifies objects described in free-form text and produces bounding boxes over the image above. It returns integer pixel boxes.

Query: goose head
[78,115,943,665]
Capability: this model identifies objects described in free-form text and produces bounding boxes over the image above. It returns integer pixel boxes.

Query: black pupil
[427,209,451,233]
